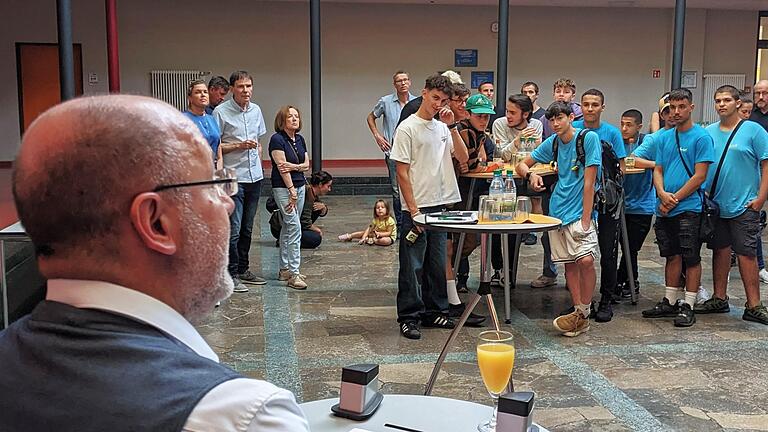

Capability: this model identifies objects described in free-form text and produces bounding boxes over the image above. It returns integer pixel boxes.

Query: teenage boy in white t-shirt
[390,74,469,340]
[515,101,601,337]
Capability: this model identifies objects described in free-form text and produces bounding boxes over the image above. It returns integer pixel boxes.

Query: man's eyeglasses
[451,97,469,104]
[154,168,238,196]
[394,79,410,84]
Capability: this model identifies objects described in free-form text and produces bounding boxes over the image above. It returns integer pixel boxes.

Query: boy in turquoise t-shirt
[644,88,714,328]
[573,88,627,323]
[616,109,655,300]
[695,85,768,325]
[515,101,601,337]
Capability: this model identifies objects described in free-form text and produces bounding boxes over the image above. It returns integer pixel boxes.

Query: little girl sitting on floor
[338,199,397,246]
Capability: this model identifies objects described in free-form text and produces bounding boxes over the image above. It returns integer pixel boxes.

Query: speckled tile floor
[196,195,768,432]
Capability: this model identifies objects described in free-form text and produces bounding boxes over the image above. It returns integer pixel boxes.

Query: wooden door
[16,43,83,133]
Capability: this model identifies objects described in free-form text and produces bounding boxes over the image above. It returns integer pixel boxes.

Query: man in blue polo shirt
[516,101,601,337]
[367,71,418,229]
[616,109,654,299]
[643,88,714,328]
[694,85,768,325]
[213,70,268,292]
[573,88,626,323]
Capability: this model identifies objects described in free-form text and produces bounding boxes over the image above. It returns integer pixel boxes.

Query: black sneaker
[595,297,613,323]
[421,314,456,329]
[456,274,469,293]
[449,303,486,327]
[642,298,679,318]
[693,296,730,314]
[743,302,768,325]
[400,322,421,339]
[490,270,502,286]
[674,303,696,327]
[523,233,537,245]
[559,301,596,319]
[621,281,640,299]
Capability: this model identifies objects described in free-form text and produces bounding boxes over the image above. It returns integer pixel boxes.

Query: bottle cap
[494,169,502,176]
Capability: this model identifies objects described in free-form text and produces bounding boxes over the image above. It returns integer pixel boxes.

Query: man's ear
[130,193,178,256]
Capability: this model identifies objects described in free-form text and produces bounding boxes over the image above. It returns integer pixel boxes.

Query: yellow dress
[371,216,397,240]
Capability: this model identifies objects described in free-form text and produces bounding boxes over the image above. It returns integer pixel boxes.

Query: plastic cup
[515,197,531,222]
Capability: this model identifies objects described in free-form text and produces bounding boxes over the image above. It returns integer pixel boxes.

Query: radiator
[150,70,204,111]
[702,74,746,124]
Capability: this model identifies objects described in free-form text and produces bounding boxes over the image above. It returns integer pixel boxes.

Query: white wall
[0,0,760,162]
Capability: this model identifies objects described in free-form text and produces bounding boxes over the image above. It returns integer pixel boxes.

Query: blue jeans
[385,154,402,227]
[301,229,323,249]
[397,207,449,323]
[229,181,262,276]
[273,186,306,274]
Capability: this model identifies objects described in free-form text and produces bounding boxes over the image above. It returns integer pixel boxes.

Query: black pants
[617,214,653,285]
[597,212,620,298]
[491,234,520,272]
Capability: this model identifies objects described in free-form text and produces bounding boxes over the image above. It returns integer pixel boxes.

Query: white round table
[300,394,549,432]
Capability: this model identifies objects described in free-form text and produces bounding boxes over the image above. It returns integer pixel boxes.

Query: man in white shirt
[0,95,309,432]
[214,70,269,292]
[390,74,469,340]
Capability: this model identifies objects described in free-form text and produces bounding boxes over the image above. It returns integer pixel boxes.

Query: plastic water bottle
[503,172,517,221]
[489,169,504,221]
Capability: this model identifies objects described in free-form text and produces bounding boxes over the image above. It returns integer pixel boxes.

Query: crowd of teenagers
[183,71,333,292]
[366,70,768,340]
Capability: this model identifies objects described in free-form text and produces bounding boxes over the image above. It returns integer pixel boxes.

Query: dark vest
[0,300,241,432]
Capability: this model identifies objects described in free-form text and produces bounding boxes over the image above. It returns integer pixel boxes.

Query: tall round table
[300,394,550,432]
[412,212,560,396]
[412,212,561,325]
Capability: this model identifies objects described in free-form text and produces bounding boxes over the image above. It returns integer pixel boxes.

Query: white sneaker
[695,285,710,306]
[233,278,249,293]
[287,274,308,290]
[759,269,768,284]
[279,268,306,281]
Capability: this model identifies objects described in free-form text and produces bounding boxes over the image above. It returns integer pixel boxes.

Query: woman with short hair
[269,106,310,289]
[182,80,223,169]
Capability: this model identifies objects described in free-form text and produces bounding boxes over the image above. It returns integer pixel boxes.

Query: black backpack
[552,129,624,219]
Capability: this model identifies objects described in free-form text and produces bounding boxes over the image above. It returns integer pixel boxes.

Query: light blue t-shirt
[633,128,672,162]
[624,134,655,215]
[572,120,627,159]
[183,111,220,163]
[655,125,715,217]
[532,129,602,225]
[705,120,768,218]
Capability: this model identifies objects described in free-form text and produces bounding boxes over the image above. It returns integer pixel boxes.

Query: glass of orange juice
[476,330,515,432]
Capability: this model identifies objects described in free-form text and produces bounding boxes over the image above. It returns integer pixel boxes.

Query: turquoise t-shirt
[633,128,672,162]
[655,125,715,217]
[532,128,602,225]
[705,120,768,218]
[624,134,655,215]
[572,120,627,159]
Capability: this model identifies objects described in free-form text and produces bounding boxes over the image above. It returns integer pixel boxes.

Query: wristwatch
[447,123,458,130]
[525,172,533,181]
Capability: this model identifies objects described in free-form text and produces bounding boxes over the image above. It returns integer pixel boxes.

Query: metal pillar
[495,0,509,112]
[106,0,120,93]
[310,0,322,171]
[56,0,75,101]
[671,0,686,89]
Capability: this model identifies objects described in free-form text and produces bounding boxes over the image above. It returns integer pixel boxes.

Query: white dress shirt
[46,279,310,432]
